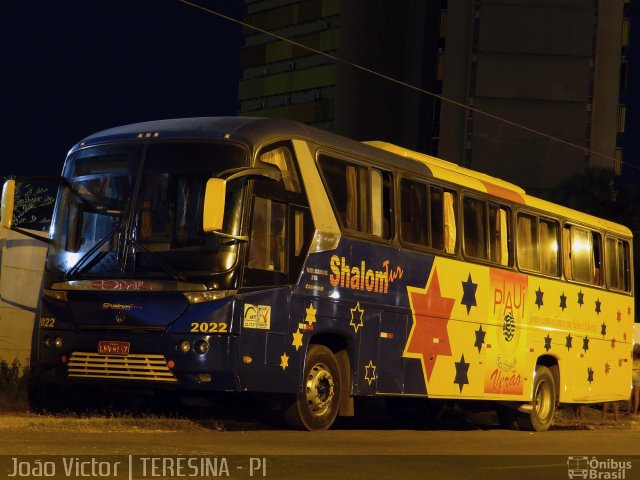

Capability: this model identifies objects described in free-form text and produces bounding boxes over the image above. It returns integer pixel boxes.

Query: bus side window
[606,237,631,292]
[517,213,539,271]
[592,232,602,285]
[247,197,287,274]
[489,205,510,266]
[562,226,572,280]
[400,179,428,245]
[539,218,559,276]
[318,155,391,239]
[565,225,601,285]
[517,214,559,276]
[258,146,300,193]
[463,196,487,260]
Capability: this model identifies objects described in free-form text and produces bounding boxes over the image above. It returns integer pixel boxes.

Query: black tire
[284,344,341,431]
[517,365,556,432]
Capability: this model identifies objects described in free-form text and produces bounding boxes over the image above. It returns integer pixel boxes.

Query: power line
[178,0,633,171]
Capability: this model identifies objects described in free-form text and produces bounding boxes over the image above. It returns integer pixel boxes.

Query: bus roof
[368,141,632,238]
[78,116,631,238]
[77,116,431,177]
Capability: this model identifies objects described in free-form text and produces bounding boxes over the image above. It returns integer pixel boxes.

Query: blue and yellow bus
[2,117,633,431]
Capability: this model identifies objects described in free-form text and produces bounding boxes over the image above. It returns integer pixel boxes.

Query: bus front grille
[67,352,178,382]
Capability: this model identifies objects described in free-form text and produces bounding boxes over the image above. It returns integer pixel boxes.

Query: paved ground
[0,403,639,479]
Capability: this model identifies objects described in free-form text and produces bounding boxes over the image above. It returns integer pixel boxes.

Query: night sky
[0,0,244,177]
[3,1,640,183]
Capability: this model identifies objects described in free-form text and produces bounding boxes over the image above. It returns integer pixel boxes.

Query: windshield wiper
[65,225,119,280]
[128,238,186,282]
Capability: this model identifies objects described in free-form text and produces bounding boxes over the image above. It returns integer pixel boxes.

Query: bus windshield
[48,141,248,278]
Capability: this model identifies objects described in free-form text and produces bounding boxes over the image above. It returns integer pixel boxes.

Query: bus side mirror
[1,179,15,229]
[203,178,226,232]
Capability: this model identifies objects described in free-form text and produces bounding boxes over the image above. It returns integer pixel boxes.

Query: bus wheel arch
[517,361,558,432]
[284,341,346,430]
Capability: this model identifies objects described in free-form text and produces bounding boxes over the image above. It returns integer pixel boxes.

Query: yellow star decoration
[305,303,317,325]
[364,360,377,386]
[292,330,304,351]
[350,302,365,333]
[280,352,289,371]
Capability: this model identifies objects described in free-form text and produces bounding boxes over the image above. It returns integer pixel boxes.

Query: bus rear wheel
[517,365,556,432]
[284,344,341,431]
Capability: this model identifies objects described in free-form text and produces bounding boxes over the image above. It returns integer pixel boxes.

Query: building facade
[239,0,628,197]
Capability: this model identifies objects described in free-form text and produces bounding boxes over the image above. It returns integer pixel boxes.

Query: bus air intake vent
[67,352,178,382]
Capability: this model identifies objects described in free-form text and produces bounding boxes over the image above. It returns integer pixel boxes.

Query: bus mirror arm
[203,168,281,235]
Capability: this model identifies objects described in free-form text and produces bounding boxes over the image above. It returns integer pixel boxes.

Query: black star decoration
[595,299,601,315]
[535,287,544,310]
[577,290,584,307]
[559,293,567,311]
[600,322,607,337]
[474,325,486,353]
[582,336,589,353]
[544,334,552,352]
[587,367,594,384]
[454,354,470,393]
[461,274,478,315]
[565,334,573,351]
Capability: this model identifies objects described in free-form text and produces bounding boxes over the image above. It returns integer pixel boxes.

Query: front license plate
[98,341,130,356]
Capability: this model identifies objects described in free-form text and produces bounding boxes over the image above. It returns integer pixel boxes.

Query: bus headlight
[43,336,52,348]
[183,290,235,304]
[54,337,63,348]
[179,340,191,353]
[194,340,209,355]
[43,290,68,302]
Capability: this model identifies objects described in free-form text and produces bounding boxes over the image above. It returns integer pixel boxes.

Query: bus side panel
[236,287,302,393]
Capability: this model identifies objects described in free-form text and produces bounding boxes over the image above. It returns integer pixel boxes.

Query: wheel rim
[534,378,552,420]
[304,362,335,417]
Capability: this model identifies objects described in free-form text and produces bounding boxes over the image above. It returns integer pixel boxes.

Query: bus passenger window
[567,225,600,285]
[606,238,631,292]
[400,179,428,245]
[489,205,510,266]
[258,146,300,192]
[517,213,539,271]
[463,197,487,260]
[562,226,572,280]
[318,155,392,239]
[539,219,559,276]
[247,197,286,273]
[592,232,602,285]
[431,187,444,250]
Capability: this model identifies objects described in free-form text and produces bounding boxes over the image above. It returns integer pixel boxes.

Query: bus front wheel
[284,344,341,431]
[517,365,556,432]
